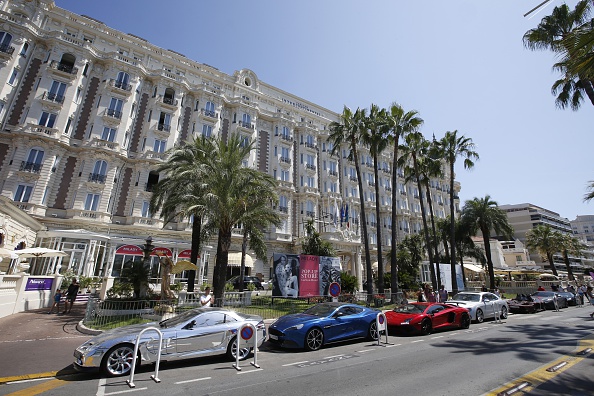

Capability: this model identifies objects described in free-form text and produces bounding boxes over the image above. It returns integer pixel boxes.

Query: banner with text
[299,255,320,297]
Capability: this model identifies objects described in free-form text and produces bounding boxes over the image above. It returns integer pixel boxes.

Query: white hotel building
[0,0,460,287]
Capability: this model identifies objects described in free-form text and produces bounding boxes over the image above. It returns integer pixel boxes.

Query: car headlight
[400,318,412,325]
[287,324,304,331]
[466,307,472,312]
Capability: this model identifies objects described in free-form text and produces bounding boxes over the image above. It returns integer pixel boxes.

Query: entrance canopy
[463,263,485,273]
[227,252,253,267]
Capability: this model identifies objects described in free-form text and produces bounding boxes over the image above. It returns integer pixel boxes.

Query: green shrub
[106,281,134,299]
[247,283,256,291]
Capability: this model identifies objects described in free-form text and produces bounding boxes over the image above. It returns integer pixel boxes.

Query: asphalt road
[0,304,593,396]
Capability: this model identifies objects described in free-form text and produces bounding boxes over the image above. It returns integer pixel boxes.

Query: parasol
[13,247,68,258]
[171,260,198,274]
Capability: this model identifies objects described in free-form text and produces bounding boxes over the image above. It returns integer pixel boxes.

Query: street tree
[525,224,562,277]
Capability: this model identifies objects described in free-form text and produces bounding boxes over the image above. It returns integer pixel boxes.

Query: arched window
[241,113,251,127]
[279,195,288,212]
[58,53,76,74]
[306,200,314,217]
[0,31,13,48]
[163,87,175,105]
[115,71,130,89]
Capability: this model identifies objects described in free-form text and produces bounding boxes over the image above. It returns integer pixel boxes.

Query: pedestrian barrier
[376,312,390,346]
[127,327,163,388]
[233,323,260,371]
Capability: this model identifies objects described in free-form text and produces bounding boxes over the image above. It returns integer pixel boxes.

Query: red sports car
[385,302,471,335]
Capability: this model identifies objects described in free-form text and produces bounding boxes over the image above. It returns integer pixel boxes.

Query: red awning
[178,249,192,259]
[152,247,172,257]
[115,244,143,256]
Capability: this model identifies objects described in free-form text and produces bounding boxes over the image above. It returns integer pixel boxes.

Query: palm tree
[525,225,561,277]
[328,106,374,298]
[200,133,280,302]
[385,103,424,300]
[399,131,438,290]
[150,136,215,292]
[558,233,585,281]
[301,219,337,257]
[362,104,389,293]
[523,1,594,109]
[563,19,594,81]
[584,180,594,202]
[437,131,478,295]
[461,195,513,290]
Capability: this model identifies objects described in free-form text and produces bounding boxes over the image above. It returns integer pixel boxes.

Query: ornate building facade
[0,0,460,287]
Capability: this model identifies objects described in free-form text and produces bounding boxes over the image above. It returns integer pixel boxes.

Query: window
[202,124,212,138]
[48,80,67,103]
[14,184,33,202]
[242,113,251,125]
[19,42,28,56]
[24,148,44,172]
[0,31,12,52]
[154,139,166,153]
[115,71,130,89]
[306,176,315,187]
[8,68,18,85]
[158,112,171,131]
[84,193,100,211]
[141,201,151,218]
[280,169,290,182]
[107,98,124,118]
[39,112,57,128]
[279,195,288,212]
[204,101,215,116]
[90,160,107,183]
[101,127,116,142]
[281,126,290,138]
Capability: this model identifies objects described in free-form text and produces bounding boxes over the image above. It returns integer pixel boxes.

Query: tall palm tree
[461,195,513,290]
[328,106,374,297]
[384,103,424,299]
[201,133,280,302]
[563,19,594,81]
[437,131,478,294]
[362,104,389,293]
[523,0,594,109]
[584,180,594,202]
[525,225,561,277]
[150,136,215,292]
[558,233,585,281]
[399,131,438,289]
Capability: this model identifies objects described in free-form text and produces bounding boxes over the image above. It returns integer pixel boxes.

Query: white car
[449,291,509,323]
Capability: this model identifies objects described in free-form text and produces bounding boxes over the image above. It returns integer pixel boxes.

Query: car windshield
[159,309,202,328]
[532,291,555,297]
[393,304,426,314]
[303,304,338,317]
[452,293,481,302]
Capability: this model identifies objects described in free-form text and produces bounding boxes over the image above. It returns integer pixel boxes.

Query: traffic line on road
[5,377,52,385]
[175,376,211,384]
[237,368,263,375]
[484,336,594,396]
[282,361,308,366]
[0,371,58,385]
[103,388,147,395]
[4,378,67,396]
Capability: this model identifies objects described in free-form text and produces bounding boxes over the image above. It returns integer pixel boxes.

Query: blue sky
[55,0,593,220]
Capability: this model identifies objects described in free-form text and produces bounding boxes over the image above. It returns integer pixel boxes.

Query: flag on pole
[340,204,345,226]
[345,204,349,228]
[334,199,339,227]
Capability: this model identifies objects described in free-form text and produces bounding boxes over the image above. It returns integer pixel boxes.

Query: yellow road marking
[484,336,594,395]
[0,372,58,385]
[4,378,67,396]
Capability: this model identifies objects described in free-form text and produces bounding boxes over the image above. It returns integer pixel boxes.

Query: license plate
[269,334,278,340]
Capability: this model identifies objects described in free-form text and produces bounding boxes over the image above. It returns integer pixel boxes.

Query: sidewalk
[0,302,90,380]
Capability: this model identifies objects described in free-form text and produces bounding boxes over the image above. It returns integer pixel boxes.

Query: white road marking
[356,349,373,353]
[237,368,263,374]
[104,388,148,395]
[6,377,52,385]
[385,343,401,348]
[282,361,309,366]
[175,376,211,384]
[96,378,106,396]
[411,340,424,343]
[323,354,344,359]
[431,336,444,339]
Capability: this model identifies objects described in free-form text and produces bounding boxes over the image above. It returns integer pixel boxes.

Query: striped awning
[227,252,253,267]
[463,263,485,273]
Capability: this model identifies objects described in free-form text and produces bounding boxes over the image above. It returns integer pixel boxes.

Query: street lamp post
[143,236,154,270]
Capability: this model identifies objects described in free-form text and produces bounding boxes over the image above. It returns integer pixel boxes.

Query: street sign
[329,282,341,297]
[233,323,260,371]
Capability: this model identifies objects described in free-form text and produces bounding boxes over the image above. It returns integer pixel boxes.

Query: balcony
[40,91,65,104]
[349,176,358,182]
[157,95,178,108]
[385,186,392,192]
[48,60,78,78]
[277,134,293,143]
[369,222,377,228]
[144,150,167,161]
[89,138,120,153]
[305,163,316,171]
[365,162,374,169]
[368,181,375,187]
[130,216,164,227]
[280,156,291,164]
[382,168,392,174]
[200,108,218,120]
[88,173,106,184]
[157,123,171,132]
[237,121,254,130]
[303,141,317,151]
[0,43,15,55]
[328,170,338,177]
[20,161,42,174]
[301,186,319,195]
[278,206,288,214]
[108,79,133,94]
[305,210,315,217]
[103,108,123,120]
[28,123,57,136]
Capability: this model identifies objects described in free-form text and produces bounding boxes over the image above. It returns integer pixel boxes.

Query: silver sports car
[74,308,266,377]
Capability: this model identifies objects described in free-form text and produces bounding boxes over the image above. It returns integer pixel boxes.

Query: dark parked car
[227,276,264,290]
[558,291,577,306]
[530,291,568,309]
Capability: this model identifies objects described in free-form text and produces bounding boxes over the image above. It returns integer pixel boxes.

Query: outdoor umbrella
[171,260,198,274]
[13,247,68,258]
[0,247,18,259]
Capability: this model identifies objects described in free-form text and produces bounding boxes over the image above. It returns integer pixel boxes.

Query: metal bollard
[127,327,163,388]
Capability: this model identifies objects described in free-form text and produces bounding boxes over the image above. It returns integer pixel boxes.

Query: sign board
[329,282,341,297]
[178,249,192,259]
[152,247,172,257]
[115,244,143,256]
[233,323,260,371]
[25,278,53,291]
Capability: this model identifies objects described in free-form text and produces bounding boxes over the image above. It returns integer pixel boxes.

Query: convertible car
[74,308,266,377]
[267,302,381,351]
[384,303,471,335]
[449,291,509,323]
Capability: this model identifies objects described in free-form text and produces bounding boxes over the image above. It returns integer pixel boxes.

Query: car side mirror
[483,298,490,303]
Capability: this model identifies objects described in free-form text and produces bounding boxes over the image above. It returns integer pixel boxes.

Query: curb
[76,319,103,336]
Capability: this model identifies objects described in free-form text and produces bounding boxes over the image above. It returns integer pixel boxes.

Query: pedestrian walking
[62,278,79,314]
[438,285,448,302]
[48,288,63,314]
[586,286,594,318]
[200,287,214,307]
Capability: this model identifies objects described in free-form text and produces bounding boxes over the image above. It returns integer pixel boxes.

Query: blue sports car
[267,302,381,351]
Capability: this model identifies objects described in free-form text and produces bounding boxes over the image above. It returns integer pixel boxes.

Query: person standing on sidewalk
[438,285,448,302]
[63,278,79,314]
[48,288,63,314]
[200,287,214,307]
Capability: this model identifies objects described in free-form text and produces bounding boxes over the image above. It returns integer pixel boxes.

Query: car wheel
[304,328,324,351]
[226,336,251,361]
[420,318,432,335]
[368,321,379,340]
[475,309,484,323]
[500,306,508,319]
[460,313,471,329]
[101,344,139,377]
